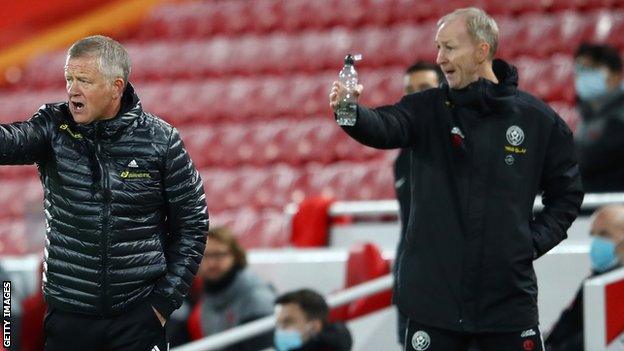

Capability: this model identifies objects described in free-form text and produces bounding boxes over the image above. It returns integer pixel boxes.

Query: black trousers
[44,300,168,351]
[405,320,544,351]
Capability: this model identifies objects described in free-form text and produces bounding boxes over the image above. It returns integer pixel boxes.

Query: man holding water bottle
[329,7,583,351]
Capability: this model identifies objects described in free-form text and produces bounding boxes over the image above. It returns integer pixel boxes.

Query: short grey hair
[438,7,499,60]
[67,35,131,84]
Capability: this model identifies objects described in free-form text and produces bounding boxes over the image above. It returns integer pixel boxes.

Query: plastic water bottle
[336,54,361,126]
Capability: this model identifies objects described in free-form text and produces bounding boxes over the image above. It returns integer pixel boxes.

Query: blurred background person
[274,289,352,351]
[545,205,624,351]
[393,60,443,346]
[184,226,276,350]
[574,43,624,192]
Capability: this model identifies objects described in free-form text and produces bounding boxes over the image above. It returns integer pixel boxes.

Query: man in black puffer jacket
[330,7,583,351]
[0,35,208,350]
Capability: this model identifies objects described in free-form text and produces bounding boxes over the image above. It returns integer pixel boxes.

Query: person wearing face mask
[545,205,624,351]
[329,7,583,351]
[187,226,276,350]
[574,43,624,193]
[274,289,352,351]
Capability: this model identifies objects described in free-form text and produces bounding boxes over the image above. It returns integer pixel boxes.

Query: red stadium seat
[331,242,392,320]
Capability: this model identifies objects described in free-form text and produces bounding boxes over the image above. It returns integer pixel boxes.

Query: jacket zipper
[95,125,112,315]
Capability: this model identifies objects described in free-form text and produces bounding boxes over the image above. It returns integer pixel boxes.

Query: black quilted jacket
[0,84,209,318]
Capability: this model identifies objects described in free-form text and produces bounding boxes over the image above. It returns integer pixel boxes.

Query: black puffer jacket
[340,60,583,332]
[0,84,208,318]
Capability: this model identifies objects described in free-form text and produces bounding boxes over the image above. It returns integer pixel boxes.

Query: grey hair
[67,35,131,85]
[438,7,499,60]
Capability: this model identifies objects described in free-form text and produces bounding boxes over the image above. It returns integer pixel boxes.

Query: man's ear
[476,42,490,64]
[112,78,125,99]
[309,319,323,335]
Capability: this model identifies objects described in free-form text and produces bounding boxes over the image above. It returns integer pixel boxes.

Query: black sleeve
[530,116,584,258]
[339,93,429,149]
[0,111,50,165]
[150,127,209,319]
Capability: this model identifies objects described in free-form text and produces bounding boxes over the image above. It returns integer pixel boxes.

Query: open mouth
[71,101,85,111]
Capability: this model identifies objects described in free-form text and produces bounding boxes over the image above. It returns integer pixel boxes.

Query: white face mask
[575,66,608,101]
[274,328,304,351]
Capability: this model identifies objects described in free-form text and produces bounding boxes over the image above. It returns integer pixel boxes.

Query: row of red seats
[0,159,394,222]
[128,0,623,40]
[1,67,405,124]
[18,10,623,88]
[2,53,580,124]
[19,25,438,86]
[201,160,394,212]
[0,206,290,256]
[180,118,383,169]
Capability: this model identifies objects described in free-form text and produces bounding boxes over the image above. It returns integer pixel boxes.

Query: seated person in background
[545,205,624,351]
[189,226,276,350]
[574,43,624,192]
[274,289,352,351]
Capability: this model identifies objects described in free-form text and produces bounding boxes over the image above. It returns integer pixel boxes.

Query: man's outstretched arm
[0,109,50,165]
[329,81,425,149]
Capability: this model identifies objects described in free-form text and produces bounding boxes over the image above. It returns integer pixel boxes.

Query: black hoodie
[340,59,583,332]
[294,323,352,351]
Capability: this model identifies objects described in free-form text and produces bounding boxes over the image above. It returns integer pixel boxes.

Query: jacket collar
[71,83,142,139]
[444,59,519,115]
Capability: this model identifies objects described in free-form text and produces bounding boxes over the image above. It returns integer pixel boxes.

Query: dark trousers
[44,301,168,351]
[405,320,544,351]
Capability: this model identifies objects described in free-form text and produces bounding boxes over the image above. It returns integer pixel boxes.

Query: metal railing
[173,274,394,351]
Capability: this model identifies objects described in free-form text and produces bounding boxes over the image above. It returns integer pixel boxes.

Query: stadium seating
[1,0,623,253]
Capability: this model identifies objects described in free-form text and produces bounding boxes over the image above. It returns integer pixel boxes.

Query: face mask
[575,68,608,101]
[590,236,619,273]
[274,328,304,351]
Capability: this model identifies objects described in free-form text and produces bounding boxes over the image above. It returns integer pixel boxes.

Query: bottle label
[336,102,357,126]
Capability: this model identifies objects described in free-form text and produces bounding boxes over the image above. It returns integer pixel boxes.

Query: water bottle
[336,54,361,126]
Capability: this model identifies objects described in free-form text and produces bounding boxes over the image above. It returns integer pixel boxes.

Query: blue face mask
[590,236,619,273]
[575,67,608,101]
[274,328,304,351]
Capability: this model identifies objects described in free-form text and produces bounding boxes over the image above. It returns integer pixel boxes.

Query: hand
[329,81,363,111]
[152,305,166,327]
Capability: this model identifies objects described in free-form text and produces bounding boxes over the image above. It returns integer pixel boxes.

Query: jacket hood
[445,59,519,114]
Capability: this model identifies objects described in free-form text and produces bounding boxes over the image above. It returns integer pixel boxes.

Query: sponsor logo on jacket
[120,171,151,179]
[59,124,83,139]
[521,328,536,338]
